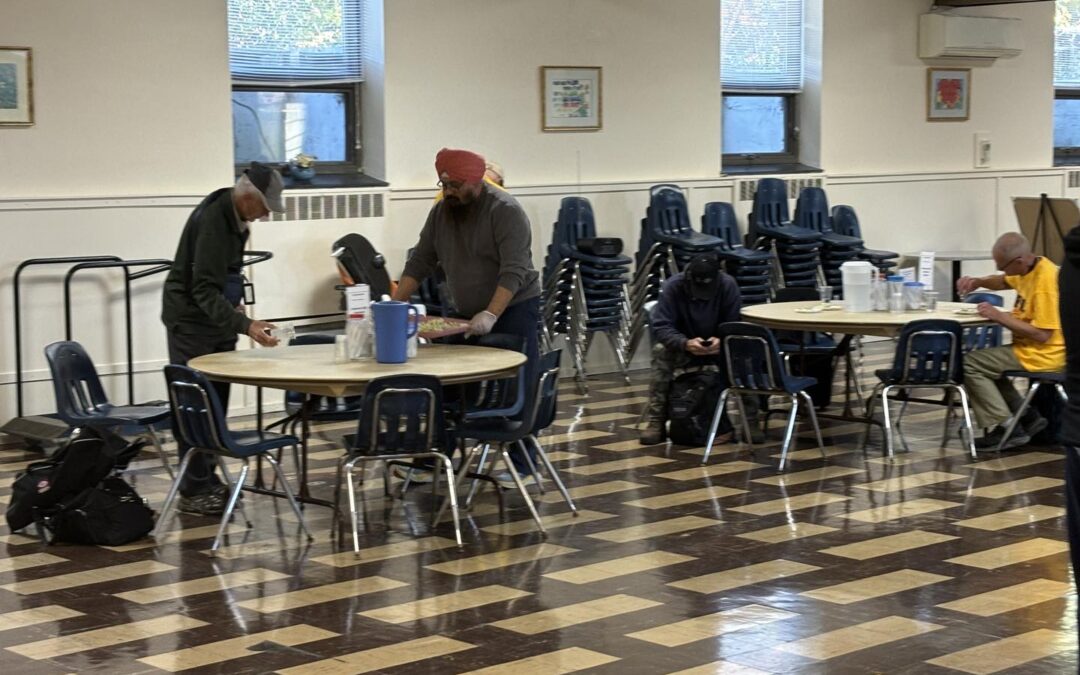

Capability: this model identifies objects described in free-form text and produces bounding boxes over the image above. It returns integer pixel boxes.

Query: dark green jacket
[161,188,252,338]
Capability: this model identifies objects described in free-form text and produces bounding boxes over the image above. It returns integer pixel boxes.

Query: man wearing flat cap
[161,161,286,515]
[395,148,542,485]
[641,253,743,445]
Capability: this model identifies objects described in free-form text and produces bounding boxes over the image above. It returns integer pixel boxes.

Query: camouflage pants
[644,343,759,427]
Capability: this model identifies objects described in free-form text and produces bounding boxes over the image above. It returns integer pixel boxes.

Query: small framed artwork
[541,66,602,132]
[0,47,33,126]
[927,67,970,122]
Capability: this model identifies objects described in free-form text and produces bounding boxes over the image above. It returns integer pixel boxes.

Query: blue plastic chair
[830,205,899,269]
[701,202,773,263]
[704,322,825,470]
[794,187,863,247]
[961,292,1003,352]
[44,341,174,477]
[861,319,975,459]
[334,374,462,553]
[646,185,724,251]
[155,365,313,554]
[442,350,569,534]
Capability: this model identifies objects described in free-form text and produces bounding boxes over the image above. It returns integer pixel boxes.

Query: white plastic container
[841,260,874,312]
[408,304,426,357]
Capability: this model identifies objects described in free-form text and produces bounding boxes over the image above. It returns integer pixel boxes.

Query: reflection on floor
[0,344,1075,674]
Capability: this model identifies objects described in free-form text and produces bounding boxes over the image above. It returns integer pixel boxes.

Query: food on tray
[417,315,471,338]
[953,307,979,315]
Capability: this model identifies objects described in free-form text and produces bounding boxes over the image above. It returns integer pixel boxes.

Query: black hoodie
[1060,227,1080,445]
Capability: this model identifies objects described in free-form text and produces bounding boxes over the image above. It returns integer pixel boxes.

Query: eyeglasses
[997,255,1022,272]
[437,179,465,191]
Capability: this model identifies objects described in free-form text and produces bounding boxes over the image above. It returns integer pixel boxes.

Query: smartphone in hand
[700,338,714,347]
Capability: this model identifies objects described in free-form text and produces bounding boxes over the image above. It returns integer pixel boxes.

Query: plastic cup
[817,285,833,305]
[923,290,939,312]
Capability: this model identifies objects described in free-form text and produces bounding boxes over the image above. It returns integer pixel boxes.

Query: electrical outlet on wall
[974,132,991,168]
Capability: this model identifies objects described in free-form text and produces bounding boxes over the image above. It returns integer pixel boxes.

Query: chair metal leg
[702,389,731,466]
[344,456,364,555]
[153,449,196,540]
[529,435,577,514]
[517,440,545,495]
[435,444,482,525]
[894,399,912,454]
[465,443,491,509]
[436,453,463,547]
[215,457,252,529]
[211,461,249,555]
[267,454,313,542]
[799,391,826,457]
[777,395,800,472]
[1058,383,1069,405]
[954,385,978,459]
[145,429,174,479]
[734,393,757,449]
[881,385,895,459]
[500,445,546,535]
[995,381,1041,453]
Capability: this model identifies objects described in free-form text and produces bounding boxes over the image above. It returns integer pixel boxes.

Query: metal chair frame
[336,386,462,554]
[861,329,977,459]
[704,333,826,471]
[994,372,1068,453]
[154,380,312,554]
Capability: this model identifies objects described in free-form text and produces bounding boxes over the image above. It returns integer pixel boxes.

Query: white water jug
[841,260,874,313]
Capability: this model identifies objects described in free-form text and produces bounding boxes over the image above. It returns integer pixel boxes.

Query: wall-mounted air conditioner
[919,14,1023,60]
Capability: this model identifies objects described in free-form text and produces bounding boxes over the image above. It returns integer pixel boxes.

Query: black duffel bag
[35,476,154,546]
[667,370,731,446]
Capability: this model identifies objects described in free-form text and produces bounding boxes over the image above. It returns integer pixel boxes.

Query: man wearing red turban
[394,148,542,488]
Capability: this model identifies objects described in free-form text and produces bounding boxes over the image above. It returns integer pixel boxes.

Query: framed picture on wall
[927,67,970,122]
[541,66,602,132]
[0,47,33,126]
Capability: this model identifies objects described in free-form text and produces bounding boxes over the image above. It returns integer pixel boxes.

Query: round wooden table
[741,300,991,338]
[187,342,527,510]
[188,342,527,396]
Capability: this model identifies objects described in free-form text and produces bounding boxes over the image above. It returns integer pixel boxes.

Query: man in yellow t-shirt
[956,232,1065,450]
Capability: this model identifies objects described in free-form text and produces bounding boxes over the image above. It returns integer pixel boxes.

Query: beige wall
[379,0,723,188]
[0,0,234,197]
[820,0,1054,174]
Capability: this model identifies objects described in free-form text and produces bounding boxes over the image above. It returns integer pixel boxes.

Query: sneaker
[493,471,538,490]
[177,485,232,516]
[639,422,666,446]
[974,425,1031,450]
[392,465,433,484]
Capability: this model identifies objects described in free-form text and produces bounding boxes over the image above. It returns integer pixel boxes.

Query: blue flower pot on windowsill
[290,165,316,182]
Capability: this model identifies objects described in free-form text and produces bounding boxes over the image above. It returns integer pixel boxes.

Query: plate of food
[417,315,471,339]
[795,304,843,314]
[953,307,979,316]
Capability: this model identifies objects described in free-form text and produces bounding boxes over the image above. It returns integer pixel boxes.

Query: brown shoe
[713,430,734,445]
[640,422,666,445]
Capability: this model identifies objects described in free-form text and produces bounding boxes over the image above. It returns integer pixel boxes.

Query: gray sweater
[403,184,541,317]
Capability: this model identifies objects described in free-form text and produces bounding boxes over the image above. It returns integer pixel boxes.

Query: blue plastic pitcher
[372,301,418,364]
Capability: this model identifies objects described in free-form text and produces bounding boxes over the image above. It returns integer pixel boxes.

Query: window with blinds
[721,0,805,164]
[228,0,364,173]
[1055,0,1080,156]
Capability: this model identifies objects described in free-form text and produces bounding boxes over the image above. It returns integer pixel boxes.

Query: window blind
[722,0,804,93]
[1056,0,1080,89]
[228,0,364,85]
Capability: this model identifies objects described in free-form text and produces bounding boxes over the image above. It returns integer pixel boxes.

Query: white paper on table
[918,251,935,290]
[899,267,916,282]
[345,284,370,315]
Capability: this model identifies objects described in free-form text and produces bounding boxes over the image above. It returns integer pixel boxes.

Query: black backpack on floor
[6,427,153,544]
[667,370,731,446]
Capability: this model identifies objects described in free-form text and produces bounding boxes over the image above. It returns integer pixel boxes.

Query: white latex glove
[467,310,498,337]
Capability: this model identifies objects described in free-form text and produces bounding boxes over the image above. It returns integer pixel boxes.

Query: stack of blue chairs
[792,187,866,295]
[748,178,823,290]
[542,197,633,391]
[830,205,900,274]
[700,201,774,306]
[627,185,725,363]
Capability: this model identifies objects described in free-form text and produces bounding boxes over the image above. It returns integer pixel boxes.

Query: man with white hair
[956,231,1065,450]
[160,161,286,515]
